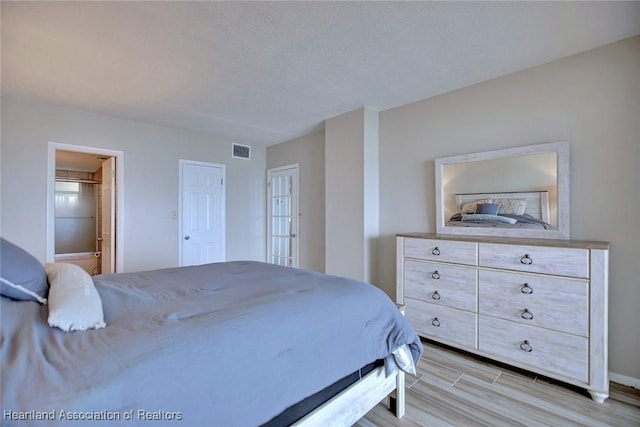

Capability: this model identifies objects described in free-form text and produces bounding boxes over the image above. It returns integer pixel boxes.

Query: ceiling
[2,1,639,147]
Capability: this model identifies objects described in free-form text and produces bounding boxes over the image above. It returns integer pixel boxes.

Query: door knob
[184,235,190,240]
[289,233,297,238]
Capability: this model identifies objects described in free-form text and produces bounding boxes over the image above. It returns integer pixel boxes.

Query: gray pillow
[475,203,500,215]
[0,238,48,304]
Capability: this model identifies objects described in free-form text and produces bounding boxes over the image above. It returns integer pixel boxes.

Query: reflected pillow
[0,238,48,304]
[460,198,492,214]
[475,203,500,215]
[462,214,518,224]
[46,263,106,332]
[495,198,527,215]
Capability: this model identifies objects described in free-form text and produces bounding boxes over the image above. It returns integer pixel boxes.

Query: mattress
[1,261,422,427]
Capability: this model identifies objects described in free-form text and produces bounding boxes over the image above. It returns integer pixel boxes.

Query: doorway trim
[178,159,226,266]
[46,142,125,272]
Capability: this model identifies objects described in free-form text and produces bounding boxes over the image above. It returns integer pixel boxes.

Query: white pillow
[45,263,106,332]
[494,198,527,215]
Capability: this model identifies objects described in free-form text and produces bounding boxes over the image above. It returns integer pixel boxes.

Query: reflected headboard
[455,191,550,223]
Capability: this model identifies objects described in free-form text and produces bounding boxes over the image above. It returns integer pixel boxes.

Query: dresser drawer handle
[431,290,441,301]
[520,283,533,294]
[521,309,534,320]
[431,247,441,256]
[520,340,533,352]
[431,271,440,280]
[431,317,441,327]
[520,254,533,265]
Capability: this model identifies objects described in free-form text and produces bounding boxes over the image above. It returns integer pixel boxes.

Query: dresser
[396,233,609,402]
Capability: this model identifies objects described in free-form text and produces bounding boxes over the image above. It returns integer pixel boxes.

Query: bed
[446,191,553,230]
[0,238,422,427]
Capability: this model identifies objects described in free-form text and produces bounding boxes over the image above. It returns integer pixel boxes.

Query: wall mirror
[435,142,570,240]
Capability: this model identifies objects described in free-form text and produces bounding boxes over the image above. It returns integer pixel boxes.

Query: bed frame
[455,190,550,222]
[295,367,405,426]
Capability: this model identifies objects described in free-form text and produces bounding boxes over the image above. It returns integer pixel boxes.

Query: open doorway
[47,143,124,274]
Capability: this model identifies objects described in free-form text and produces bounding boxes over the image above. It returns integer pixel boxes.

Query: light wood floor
[356,340,640,427]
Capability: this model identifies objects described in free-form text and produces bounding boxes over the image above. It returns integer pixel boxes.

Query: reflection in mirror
[435,142,570,240]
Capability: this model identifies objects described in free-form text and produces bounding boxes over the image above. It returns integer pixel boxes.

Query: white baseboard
[610,371,640,389]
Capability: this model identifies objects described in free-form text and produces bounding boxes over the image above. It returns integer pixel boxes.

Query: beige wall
[324,107,380,283]
[325,108,366,280]
[1,95,267,272]
[379,36,640,380]
[266,130,325,273]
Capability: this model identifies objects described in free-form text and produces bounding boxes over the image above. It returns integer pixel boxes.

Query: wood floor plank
[413,357,463,387]
[610,382,640,408]
[421,344,502,384]
[353,402,423,427]
[533,376,640,425]
[357,341,640,427]
[408,377,525,427]
[398,367,489,426]
[463,372,591,426]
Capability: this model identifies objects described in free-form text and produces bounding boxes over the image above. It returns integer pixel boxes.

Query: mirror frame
[435,141,570,240]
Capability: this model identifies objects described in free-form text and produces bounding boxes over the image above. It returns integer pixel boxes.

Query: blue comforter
[1,261,422,426]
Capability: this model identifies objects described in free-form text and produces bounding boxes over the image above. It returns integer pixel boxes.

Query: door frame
[100,157,116,274]
[267,163,299,268]
[178,159,226,266]
[46,142,125,272]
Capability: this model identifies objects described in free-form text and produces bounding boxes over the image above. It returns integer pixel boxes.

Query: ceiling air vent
[232,143,251,160]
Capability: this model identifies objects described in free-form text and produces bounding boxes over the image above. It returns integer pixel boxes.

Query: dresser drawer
[405,260,477,311]
[479,317,588,382]
[405,238,477,265]
[406,298,477,349]
[478,270,588,336]
[479,243,589,278]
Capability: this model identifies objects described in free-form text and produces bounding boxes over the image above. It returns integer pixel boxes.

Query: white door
[100,157,116,274]
[180,161,225,266]
[267,164,299,268]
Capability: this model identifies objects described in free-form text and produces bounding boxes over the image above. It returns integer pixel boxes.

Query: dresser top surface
[397,233,609,250]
